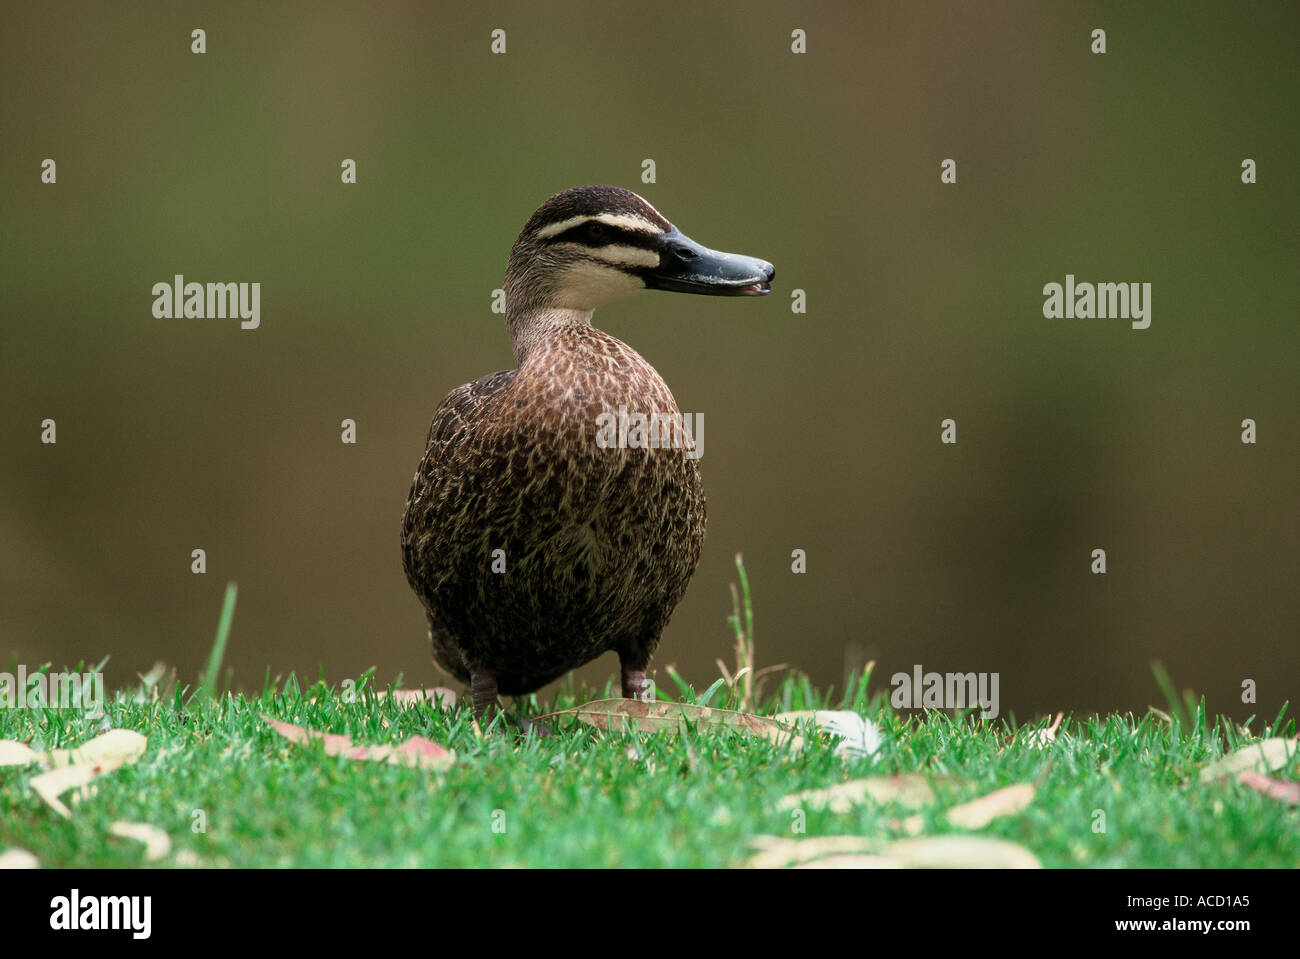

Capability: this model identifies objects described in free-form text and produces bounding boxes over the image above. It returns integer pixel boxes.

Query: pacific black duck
[401,185,774,716]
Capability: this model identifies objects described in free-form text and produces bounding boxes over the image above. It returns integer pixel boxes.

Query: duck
[401,185,774,717]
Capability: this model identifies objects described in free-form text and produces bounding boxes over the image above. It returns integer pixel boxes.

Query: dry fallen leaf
[386,735,456,768]
[747,835,884,869]
[747,833,1040,868]
[1198,738,1298,784]
[0,741,40,767]
[777,774,936,814]
[885,836,1041,868]
[793,854,902,869]
[774,710,882,760]
[261,715,356,754]
[946,783,1036,829]
[25,729,149,818]
[109,822,172,861]
[540,699,801,747]
[1022,713,1064,749]
[173,849,203,867]
[1236,772,1300,805]
[261,714,454,770]
[30,762,119,818]
[47,729,148,768]
[0,848,40,869]
[895,813,926,836]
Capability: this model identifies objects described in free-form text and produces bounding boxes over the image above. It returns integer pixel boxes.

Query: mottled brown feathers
[401,326,704,695]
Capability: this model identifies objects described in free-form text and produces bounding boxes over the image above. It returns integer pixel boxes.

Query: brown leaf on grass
[1198,738,1298,784]
[109,822,172,861]
[539,699,801,747]
[946,783,1036,829]
[777,774,936,814]
[261,715,356,753]
[1236,772,1300,805]
[386,736,456,768]
[260,714,454,770]
[0,741,40,767]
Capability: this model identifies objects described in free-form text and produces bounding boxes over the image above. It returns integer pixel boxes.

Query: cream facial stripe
[535,212,666,240]
[564,244,661,268]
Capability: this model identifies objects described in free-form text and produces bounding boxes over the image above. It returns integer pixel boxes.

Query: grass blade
[199,582,238,700]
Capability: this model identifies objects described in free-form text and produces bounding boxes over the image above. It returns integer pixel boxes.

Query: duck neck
[506,304,594,368]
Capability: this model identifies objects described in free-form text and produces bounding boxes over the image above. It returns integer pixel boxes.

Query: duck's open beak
[644,226,774,296]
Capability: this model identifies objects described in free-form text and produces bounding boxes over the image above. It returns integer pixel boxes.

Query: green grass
[1,665,1296,868]
[2,563,1296,867]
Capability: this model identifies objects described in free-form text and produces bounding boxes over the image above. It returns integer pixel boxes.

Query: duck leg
[620,657,652,703]
[470,669,499,719]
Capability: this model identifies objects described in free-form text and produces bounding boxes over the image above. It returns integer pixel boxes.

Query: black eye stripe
[552,222,657,249]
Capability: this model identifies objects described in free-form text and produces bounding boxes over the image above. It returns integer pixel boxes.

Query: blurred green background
[2,1,1296,720]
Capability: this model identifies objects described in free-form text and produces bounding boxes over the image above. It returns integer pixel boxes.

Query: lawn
[2,572,1296,868]
[1,660,1296,868]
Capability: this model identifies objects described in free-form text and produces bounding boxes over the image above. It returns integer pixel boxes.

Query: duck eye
[586,223,605,240]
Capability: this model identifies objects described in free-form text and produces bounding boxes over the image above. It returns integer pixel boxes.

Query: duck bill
[645,227,774,296]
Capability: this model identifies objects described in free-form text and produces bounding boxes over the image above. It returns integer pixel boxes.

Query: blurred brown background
[2,1,1296,720]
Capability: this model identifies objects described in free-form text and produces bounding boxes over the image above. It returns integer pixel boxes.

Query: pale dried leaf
[261,714,454,770]
[775,710,882,760]
[26,730,147,818]
[48,729,148,768]
[382,735,455,770]
[747,834,1039,869]
[885,836,1041,868]
[0,848,40,869]
[895,813,925,835]
[261,714,356,754]
[1236,772,1300,805]
[794,855,902,869]
[0,741,40,767]
[746,835,879,869]
[1198,738,1298,784]
[1023,713,1064,748]
[778,774,935,814]
[543,699,801,747]
[109,822,172,861]
[30,762,122,818]
[946,783,1036,829]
